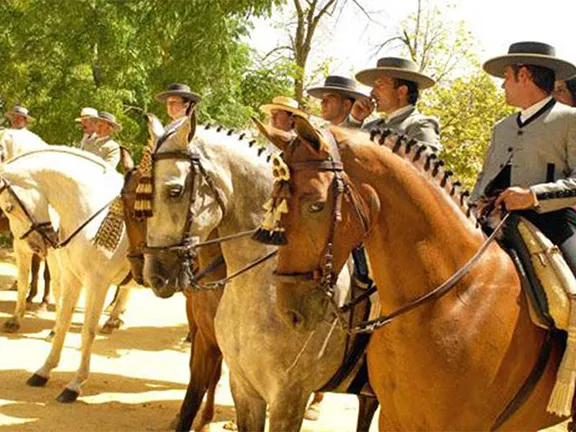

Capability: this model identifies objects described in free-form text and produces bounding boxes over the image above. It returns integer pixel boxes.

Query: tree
[0,0,284,159]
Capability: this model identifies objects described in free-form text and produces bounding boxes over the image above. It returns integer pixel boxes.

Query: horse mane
[201,124,278,163]
[362,128,479,229]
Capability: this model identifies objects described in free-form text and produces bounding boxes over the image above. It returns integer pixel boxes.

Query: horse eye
[168,185,184,198]
[4,203,13,213]
[308,202,325,213]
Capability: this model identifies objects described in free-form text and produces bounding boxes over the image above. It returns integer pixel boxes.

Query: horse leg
[27,271,82,387]
[3,240,33,332]
[101,284,131,334]
[44,253,60,340]
[229,374,266,432]
[196,358,222,431]
[41,259,51,308]
[356,395,379,432]
[26,254,41,304]
[268,388,310,432]
[176,332,222,432]
[303,392,324,421]
[57,279,109,402]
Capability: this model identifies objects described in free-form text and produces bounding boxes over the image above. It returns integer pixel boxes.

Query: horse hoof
[222,420,237,431]
[38,302,49,312]
[2,319,20,333]
[27,373,48,387]
[100,318,124,334]
[25,301,34,311]
[57,388,79,403]
[304,405,321,421]
[45,330,55,342]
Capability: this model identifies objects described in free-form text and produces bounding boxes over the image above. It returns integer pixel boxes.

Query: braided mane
[368,129,479,229]
[202,124,277,163]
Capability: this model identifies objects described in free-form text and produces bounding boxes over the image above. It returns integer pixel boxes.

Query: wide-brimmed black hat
[356,57,435,89]
[483,42,576,81]
[5,105,34,121]
[307,75,368,101]
[155,83,203,104]
[96,111,122,132]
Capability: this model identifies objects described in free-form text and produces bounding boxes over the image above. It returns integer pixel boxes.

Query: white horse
[0,129,130,334]
[143,114,377,431]
[0,147,131,402]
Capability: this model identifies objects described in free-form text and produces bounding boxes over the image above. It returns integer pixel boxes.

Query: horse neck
[6,130,46,160]
[11,161,117,237]
[195,131,275,271]
[341,141,490,310]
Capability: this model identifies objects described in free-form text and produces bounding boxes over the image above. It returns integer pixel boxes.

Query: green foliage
[0,0,284,161]
[421,72,514,189]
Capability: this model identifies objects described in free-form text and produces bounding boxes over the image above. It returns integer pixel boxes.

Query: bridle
[271,132,370,300]
[141,130,227,260]
[0,177,117,249]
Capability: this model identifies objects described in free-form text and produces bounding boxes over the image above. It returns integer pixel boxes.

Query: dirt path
[0,249,568,431]
[0,250,368,432]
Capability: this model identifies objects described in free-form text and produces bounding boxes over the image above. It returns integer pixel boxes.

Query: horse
[0,147,131,402]
[253,115,569,431]
[0,129,130,334]
[120,118,225,431]
[142,112,377,431]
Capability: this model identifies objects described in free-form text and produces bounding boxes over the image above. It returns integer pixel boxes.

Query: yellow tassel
[261,210,276,231]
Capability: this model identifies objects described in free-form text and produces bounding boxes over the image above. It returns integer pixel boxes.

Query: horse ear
[118,146,135,174]
[294,116,326,153]
[251,117,292,151]
[146,114,164,143]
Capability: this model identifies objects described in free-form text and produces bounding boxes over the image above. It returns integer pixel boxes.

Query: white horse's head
[143,112,229,298]
[0,176,54,257]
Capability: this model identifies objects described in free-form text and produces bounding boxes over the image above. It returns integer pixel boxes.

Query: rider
[75,107,99,149]
[472,41,576,273]
[5,105,44,142]
[81,111,122,169]
[350,57,442,151]
[259,96,308,133]
[155,83,202,129]
[306,75,368,126]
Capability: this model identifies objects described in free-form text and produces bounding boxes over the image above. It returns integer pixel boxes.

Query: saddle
[502,214,576,417]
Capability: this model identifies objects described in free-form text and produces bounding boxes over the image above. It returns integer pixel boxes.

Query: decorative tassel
[94,197,125,251]
[547,300,576,416]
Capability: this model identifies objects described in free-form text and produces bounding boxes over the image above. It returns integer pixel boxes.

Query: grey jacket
[471,100,576,213]
[82,135,121,169]
[358,106,441,151]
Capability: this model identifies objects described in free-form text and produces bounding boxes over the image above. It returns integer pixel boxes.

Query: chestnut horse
[255,116,568,431]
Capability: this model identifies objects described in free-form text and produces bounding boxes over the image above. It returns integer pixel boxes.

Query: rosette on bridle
[252,154,291,245]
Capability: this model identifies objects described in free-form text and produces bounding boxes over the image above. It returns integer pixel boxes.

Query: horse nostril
[149,275,167,291]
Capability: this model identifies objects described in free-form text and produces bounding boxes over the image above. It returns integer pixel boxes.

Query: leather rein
[0,177,117,249]
[275,131,509,334]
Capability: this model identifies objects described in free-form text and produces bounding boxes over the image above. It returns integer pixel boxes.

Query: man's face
[270,109,294,132]
[553,80,574,107]
[371,77,401,113]
[94,119,114,137]
[166,96,190,121]
[80,117,96,134]
[502,65,524,107]
[10,114,28,129]
[320,92,352,124]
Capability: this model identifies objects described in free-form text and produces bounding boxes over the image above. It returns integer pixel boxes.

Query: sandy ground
[0,249,373,432]
[0,248,568,432]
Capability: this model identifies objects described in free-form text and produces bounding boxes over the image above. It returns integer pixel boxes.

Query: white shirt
[520,96,553,124]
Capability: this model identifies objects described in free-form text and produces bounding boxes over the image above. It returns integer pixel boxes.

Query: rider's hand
[350,97,374,123]
[495,187,537,211]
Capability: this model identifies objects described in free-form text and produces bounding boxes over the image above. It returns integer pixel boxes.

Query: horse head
[253,117,374,331]
[142,110,228,298]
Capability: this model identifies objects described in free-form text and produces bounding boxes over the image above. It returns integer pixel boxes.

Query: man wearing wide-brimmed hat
[82,111,122,169]
[307,75,368,126]
[260,96,308,133]
[155,83,202,130]
[74,107,99,149]
[5,105,34,130]
[473,41,576,266]
[351,57,441,151]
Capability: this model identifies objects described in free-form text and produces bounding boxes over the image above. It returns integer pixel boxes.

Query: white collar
[520,96,553,123]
